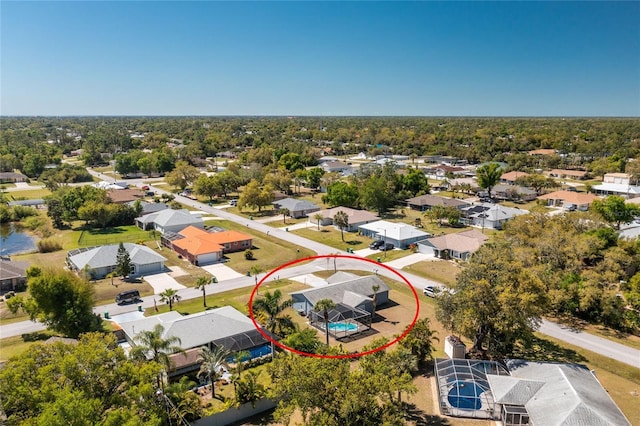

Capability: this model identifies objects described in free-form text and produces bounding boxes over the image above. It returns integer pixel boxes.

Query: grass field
[5,188,52,200]
[77,225,154,247]
[293,226,369,251]
[402,259,462,286]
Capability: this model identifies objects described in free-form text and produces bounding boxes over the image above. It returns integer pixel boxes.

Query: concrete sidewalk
[385,253,436,269]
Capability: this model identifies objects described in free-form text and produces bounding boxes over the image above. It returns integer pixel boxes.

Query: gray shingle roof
[120,306,269,351]
[502,360,631,426]
[290,275,388,307]
[137,209,202,227]
[68,243,166,270]
[0,259,29,280]
[272,198,320,213]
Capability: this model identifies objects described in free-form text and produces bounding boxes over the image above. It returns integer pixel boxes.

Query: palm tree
[399,318,439,366]
[476,162,503,199]
[129,323,184,370]
[160,288,181,311]
[333,210,349,242]
[370,284,380,328]
[314,298,337,346]
[195,275,215,308]
[279,207,290,224]
[313,213,324,231]
[252,289,294,336]
[197,345,231,398]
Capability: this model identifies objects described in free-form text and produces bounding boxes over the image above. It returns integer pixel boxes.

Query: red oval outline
[248,254,420,359]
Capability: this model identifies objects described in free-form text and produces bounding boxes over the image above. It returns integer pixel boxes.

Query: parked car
[381,243,394,251]
[229,199,238,206]
[369,240,385,250]
[141,185,150,190]
[423,285,455,297]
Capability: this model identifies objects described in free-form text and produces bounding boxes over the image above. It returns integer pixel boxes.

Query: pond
[0,223,38,256]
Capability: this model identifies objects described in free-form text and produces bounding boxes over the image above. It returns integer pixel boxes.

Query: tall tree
[129,323,185,371]
[165,160,200,190]
[313,212,324,231]
[333,210,349,242]
[159,288,181,311]
[436,241,549,358]
[252,289,294,336]
[115,242,131,278]
[314,298,337,346]
[306,167,325,191]
[279,207,290,224]
[321,181,359,207]
[197,345,231,398]
[195,275,214,308]
[591,195,640,229]
[7,269,102,338]
[399,318,439,365]
[476,163,503,199]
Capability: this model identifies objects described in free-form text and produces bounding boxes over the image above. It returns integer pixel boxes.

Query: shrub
[11,205,38,220]
[37,237,63,253]
[244,249,254,260]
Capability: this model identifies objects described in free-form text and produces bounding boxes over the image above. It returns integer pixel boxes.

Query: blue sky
[1,1,638,116]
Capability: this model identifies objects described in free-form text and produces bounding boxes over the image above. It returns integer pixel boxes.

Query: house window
[242,240,249,247]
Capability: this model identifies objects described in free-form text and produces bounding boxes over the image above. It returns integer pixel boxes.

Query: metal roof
[67,243,166,270]
[290,275,389,307]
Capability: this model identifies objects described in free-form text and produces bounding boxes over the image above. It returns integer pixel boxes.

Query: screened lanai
[434,358,510,420]
[307,303,371,340]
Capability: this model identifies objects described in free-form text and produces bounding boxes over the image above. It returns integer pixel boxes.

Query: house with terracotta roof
[107,188,144,204]
[163,226,253,265]
[500,171,529,184]
[538,190,598,211]
[528,149,556,156]
[0,259,29,293]
[418,229,488,260]
[547,169,588,180]
[309,207,379,232]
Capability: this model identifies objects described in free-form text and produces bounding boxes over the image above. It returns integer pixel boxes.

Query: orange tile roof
[501,171,529,181]
[529,149,556,155]
[538,190,597,205]
[172,236,223,255]
[175,226,253,255]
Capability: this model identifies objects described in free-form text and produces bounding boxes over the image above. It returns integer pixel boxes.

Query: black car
[369,240,385,249]
[381,243,394,251]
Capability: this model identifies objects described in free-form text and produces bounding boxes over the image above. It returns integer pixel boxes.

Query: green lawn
[77,225,154,247]
[293,226,369,251]
[402,260,462,286]
[5,188,52,200]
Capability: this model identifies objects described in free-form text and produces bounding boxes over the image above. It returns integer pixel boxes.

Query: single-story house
[424,164,466,180]
[8,199,45,208]
[272,198,321,219]
[107,189,144,204]
[492,184,538,202]
[591,183,640,199]
[0,172,27,183]
[528,149,556,156]
[163,226,253,265]
[118,306,276,376]
[538,191,597,210]
[358,220,431,248]
[500,171,529,184]
[434,358,630,426]
[309,207,379,232]
[547,169,588,180]
[446,177,480,192]
[321,161,351,175]
[93,181,126,190]
[66,243,166,279]
[418,229,488,260]
[136,209,204,234]
[603,172,632,185]
[0,259,29,293]
[462,204,528,230]
[405,194,469,212]
[290,273,389,338]
[127,200,169,216]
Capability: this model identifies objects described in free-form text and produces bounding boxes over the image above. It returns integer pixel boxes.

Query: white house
[136,209,204,234]
[67,243,166,279]
[358,220,430,248]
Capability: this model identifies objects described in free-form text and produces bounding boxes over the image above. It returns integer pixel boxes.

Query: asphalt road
[2,169,639,370]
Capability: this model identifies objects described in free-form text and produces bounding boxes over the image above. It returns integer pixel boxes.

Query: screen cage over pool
[434,358,510,420]
[307,303,371,340]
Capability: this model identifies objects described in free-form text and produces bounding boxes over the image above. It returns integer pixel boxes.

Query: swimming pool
[447,380,484,410]
[328,321,358,332]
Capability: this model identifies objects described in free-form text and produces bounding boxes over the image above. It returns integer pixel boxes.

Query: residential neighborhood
[1,116,639,426]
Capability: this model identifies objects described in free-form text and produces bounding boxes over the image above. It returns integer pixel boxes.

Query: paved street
[1,168,638,371]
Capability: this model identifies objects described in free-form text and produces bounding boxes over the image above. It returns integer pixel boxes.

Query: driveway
[386,253,436,269]
[144,273,186,294]
[200,263,246,281]
[290,274,328,288]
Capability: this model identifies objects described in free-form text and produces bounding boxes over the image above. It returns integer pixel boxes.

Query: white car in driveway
[423,285,455,298]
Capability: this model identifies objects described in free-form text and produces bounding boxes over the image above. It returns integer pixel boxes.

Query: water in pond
[0,223,37,256]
